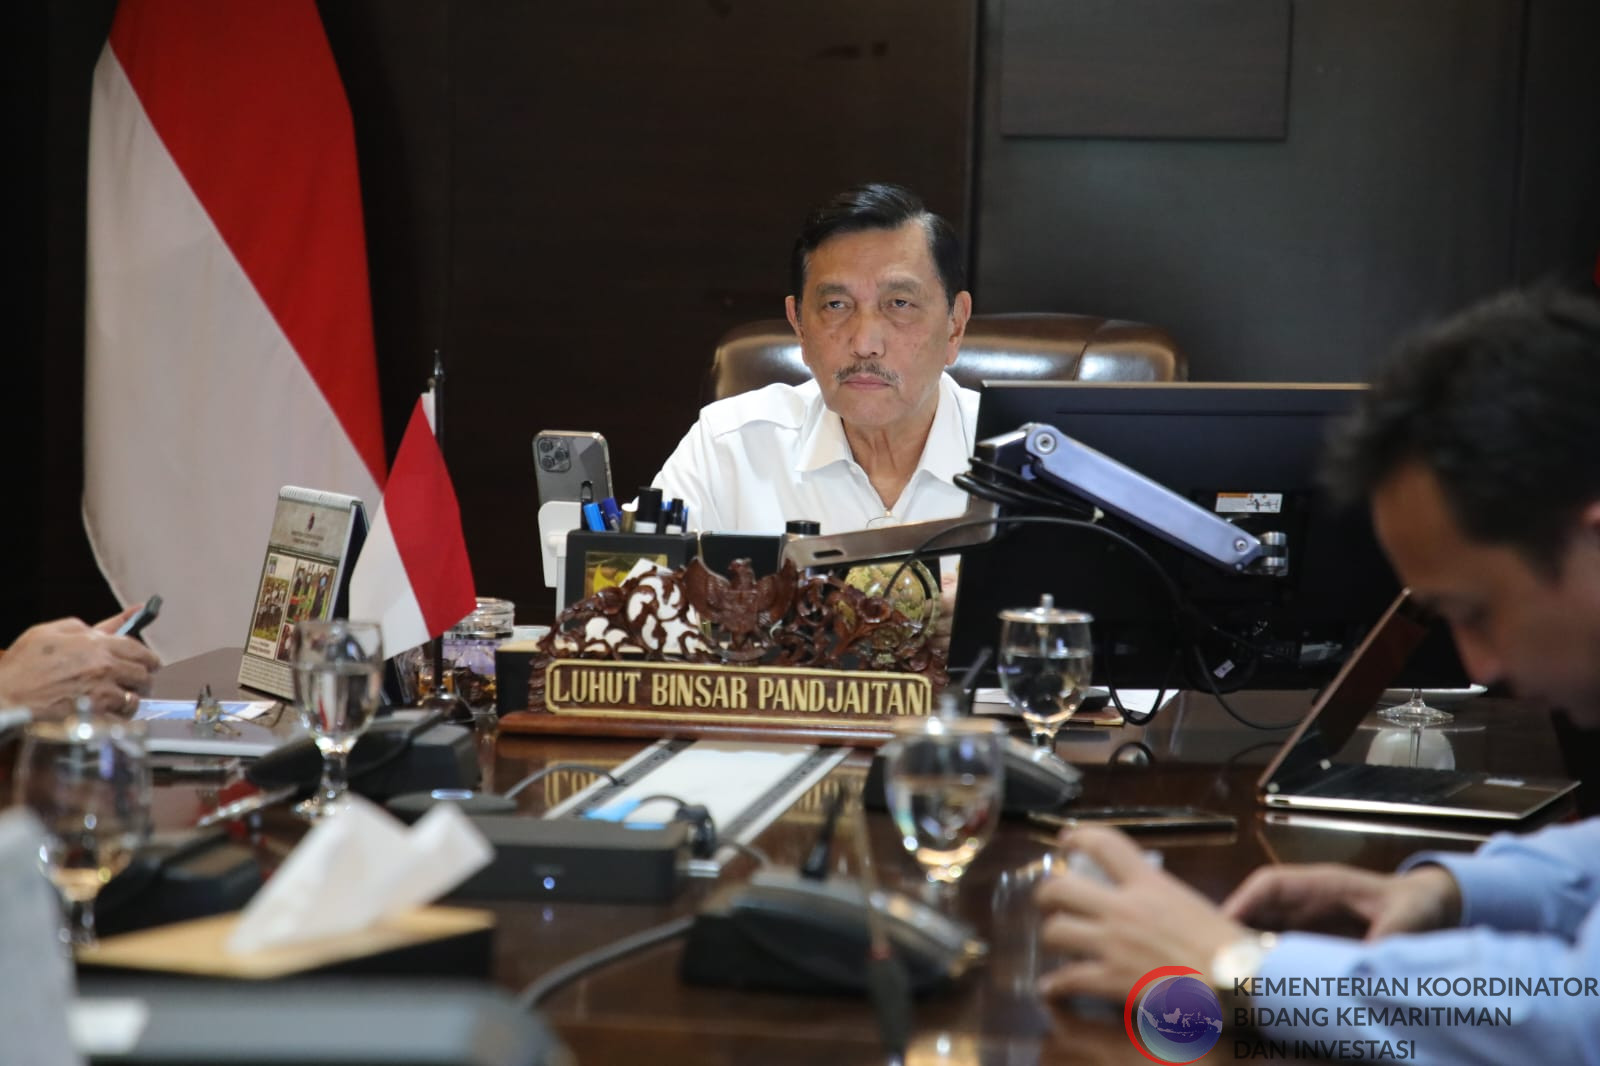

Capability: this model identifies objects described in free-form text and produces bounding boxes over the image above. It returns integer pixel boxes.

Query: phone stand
[537,501,582,608]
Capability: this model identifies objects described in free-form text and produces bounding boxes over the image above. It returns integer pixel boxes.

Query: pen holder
[562,531,700,609]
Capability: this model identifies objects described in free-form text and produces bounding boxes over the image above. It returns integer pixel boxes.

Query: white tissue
[226,795,492,954]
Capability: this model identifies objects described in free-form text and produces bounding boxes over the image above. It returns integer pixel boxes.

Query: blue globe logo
[1133,973,1223,1063]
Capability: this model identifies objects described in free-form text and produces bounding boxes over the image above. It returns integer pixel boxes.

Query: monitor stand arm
[778,495,1001,571]
[976,423,1286,577]
[776,422,1287,578]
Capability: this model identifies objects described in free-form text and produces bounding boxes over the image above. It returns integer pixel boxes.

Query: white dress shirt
[650,373,979,534]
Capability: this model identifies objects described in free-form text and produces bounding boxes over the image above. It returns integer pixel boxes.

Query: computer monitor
[947,382,1466,692]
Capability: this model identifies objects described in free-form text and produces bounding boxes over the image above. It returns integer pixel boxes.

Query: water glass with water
[997,596,1093,750]
[292,618,384,821]
[13,709,150,949]
[883,716,1006,887]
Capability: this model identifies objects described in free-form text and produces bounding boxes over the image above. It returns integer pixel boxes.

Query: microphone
[800,784,847,880]
[246,709,477,800]
[847,793,913,1062]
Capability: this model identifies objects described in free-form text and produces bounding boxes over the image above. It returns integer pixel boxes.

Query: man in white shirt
[652,183,976,535]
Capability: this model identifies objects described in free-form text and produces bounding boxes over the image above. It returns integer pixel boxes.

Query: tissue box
[77,906,494,980]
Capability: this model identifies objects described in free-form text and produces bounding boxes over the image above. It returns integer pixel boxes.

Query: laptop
[1257,589,1578,820]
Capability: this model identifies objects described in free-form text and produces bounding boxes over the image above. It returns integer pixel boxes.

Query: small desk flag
[350,391,477,655]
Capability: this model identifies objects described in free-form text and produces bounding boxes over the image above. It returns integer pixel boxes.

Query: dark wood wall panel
[1512,0,1600,287]
[319,0,456,451]
[18,0,1597,647]
[437,0,975,622]
[20,1,975,637]
[999,0,1291,139]
[975,0,1528,383]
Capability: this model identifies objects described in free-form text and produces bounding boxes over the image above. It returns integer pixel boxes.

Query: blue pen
[582,502,607,532]
[598,497,623,531]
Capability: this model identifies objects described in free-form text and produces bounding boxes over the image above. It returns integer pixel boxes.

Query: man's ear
[945,291,973,367]
[785,295,803,340]
[1579,501,1600,543]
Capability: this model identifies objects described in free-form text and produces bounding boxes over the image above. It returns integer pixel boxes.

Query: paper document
[135,699,277,722]
[135,699,290,757]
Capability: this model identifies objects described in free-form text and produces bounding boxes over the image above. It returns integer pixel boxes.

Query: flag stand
[421,350,475,724]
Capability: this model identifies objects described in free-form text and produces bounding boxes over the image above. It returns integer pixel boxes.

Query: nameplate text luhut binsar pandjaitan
[543,659,931,730]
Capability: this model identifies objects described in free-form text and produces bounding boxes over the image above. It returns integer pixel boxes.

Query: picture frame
[237,486,368,698]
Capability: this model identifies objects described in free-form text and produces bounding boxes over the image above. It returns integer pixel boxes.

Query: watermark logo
[1124,966,1224,1064]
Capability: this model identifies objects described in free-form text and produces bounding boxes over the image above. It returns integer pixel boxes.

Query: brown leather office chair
[708,312,1185,402]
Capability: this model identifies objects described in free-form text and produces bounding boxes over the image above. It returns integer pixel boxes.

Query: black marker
[663,499,685,535]
[635,487,663,534]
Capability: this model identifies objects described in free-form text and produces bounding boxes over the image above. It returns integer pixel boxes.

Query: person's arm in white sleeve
[651,417,724,533]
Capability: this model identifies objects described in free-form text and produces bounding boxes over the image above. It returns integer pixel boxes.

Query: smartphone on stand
[533,431,613,505]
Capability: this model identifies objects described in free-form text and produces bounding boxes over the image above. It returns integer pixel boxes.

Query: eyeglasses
[864,513,902,530]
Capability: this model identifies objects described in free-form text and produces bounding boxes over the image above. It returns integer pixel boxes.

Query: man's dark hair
[1325,285,1600,573]
[789,183,966,309]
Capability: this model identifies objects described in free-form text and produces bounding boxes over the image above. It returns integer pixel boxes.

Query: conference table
[134,649,1579,1064]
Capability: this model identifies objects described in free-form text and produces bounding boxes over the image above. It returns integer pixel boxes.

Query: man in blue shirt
[1036,286,1600,1063]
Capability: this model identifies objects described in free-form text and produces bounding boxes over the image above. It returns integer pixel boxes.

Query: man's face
[785,221,971,437]
[1372,461,1600,724]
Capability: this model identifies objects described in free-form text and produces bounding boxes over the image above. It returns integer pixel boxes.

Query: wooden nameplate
[500,659,932,745]
[77,905,494,980]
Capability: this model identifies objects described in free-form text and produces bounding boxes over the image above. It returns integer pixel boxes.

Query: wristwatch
[1210,930,1280,1003]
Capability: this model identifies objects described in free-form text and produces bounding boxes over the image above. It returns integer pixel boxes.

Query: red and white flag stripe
[84,2,386,661]
[350,392,476,655]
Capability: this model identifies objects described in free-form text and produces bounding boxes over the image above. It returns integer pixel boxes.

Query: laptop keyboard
[1299,764,1471,804]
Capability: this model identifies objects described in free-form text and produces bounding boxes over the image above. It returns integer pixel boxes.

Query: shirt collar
[795,373,968,484]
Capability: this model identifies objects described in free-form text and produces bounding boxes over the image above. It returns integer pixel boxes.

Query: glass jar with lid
[432,597,515,707]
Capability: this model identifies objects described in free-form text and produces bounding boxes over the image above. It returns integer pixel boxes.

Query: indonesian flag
[349,391,476,655]
[84,2,386,661]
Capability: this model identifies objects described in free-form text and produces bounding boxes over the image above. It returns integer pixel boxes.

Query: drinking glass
[1379,688,1453,726]
[997,596,1094,750]
[883,716,1005,887]
[292,618,384,821]
[13,711,150,949]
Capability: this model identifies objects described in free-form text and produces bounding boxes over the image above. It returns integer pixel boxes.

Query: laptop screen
[1258,588,1434,790]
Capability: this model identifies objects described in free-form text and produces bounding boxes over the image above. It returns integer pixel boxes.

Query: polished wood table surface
[140,650,1578,1065]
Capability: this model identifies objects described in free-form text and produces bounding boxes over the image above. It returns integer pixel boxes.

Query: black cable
[516,915,695,1010]
[881,513,1304,729]
[884,515,1187,724]
[626,794,718,859]
[1187,645,1297,731]
[883,515,1187,627]
[347,706,448,782]
[949,483,1302,668]
[502,762,619,799]
[956,646,993,702]
[1105,643,1180,727]
[957,460,1095,518]
[800,785,848,880]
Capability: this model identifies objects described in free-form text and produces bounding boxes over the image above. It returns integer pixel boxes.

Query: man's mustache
[836,363,900,387]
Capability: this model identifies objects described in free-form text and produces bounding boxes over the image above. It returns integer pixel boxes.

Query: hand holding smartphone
[115,595,163,641]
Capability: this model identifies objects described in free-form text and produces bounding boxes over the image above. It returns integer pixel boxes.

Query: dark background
[9,0,1599,643]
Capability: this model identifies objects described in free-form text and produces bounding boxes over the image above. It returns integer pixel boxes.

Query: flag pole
[426,349,471,723]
